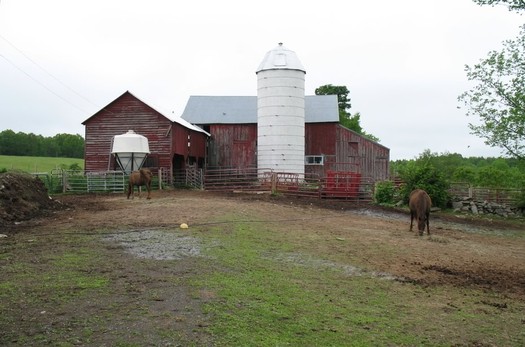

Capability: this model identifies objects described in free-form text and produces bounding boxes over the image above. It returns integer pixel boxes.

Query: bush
[398,162,450,208]
[374,180,397,204]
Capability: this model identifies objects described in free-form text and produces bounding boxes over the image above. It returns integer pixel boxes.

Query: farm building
[81,43,389,194]
[181,95,390,182]
[82,91,209,182]
[180,42,389,184]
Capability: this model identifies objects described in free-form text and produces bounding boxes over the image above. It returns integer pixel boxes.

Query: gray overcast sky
[0,0,523,160]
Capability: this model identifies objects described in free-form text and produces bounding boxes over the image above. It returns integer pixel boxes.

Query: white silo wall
[257,68,305,174]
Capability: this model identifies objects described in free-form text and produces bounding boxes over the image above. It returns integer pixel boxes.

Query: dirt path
[11,189,525,298]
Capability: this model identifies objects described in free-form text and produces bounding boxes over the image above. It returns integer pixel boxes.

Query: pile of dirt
[0,171,66,226]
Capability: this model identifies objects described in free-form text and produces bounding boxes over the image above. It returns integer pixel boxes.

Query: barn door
[232,140,255,169]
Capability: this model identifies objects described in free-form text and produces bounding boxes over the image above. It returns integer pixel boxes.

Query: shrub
[398,162,450,208]
[374,180,397,204]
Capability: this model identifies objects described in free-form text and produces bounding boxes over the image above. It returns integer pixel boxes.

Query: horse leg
[409,212,414,231]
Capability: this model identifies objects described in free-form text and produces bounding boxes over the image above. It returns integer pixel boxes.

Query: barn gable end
[82,91,208,179]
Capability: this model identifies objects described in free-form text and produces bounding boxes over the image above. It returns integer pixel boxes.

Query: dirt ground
[1,172,525,345]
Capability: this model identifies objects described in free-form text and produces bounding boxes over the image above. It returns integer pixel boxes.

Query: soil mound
[0,171,65,226]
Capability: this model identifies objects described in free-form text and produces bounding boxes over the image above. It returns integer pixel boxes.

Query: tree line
[392,150,525,189]
[0,130,84,159]
[382,150,525,209]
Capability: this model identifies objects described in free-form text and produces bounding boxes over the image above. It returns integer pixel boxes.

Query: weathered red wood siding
[171,122,207,166]
[208,124,257,168]
[305,123,337,177]
[305,123,389,180]
[83,91,172,172]
[335,124,389,180]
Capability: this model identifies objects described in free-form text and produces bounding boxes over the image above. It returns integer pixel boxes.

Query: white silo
[256,43,306,175]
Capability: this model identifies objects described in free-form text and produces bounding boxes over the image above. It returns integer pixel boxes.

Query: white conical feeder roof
[111,130,150,174]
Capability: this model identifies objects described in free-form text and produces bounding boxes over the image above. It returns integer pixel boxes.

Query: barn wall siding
[305,123,337,177]
[335,125,389,180]
[83,91,207,174]
[205,122,389,181]
[171,123,208,167]
[209,124,257,168]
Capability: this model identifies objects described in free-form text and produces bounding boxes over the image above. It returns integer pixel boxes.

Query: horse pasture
[1,189,524,346]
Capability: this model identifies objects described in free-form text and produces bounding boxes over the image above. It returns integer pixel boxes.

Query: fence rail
[35,168,376,202]
[449,183,521,205]
[203,167,374,202]
[35,171,521,207]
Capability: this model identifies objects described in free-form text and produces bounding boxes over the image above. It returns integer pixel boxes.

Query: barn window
[349,142,359,156]
[305,155,324,165]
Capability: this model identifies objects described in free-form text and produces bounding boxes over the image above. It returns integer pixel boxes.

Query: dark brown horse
[409,189,432,236]
[127,168,153,200]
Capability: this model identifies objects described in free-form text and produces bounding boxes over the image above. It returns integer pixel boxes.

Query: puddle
[266,252,401,281]
[104,229,203,260]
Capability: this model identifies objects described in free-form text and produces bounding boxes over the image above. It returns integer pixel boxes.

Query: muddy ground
[1,173,525,345]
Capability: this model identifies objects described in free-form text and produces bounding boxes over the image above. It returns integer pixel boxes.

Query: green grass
[190,219,525,346]
[0,247,109,308]
[0,154,83,173]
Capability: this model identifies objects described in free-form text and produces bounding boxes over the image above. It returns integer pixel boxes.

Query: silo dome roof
[256,43,305,73]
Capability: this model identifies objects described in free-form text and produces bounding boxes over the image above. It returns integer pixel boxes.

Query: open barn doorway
[173,154,185,186]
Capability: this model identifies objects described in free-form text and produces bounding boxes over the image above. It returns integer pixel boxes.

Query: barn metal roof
[126,92,211,136]
[181,95,339,125]
[82,91,210,136]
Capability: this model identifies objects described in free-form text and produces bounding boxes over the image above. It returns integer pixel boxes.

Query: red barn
[181,95,390,181]
[82,91,209,182]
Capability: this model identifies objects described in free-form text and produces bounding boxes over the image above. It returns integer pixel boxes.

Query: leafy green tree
[393,151,450,207]
[459,2,525,160]
[397,161,450,208]
[41,137,60,157]
[477,166,507,187]
[0,130,17,155]
[452,166,477,183]
[472,0,525,11]
[53,133,84,158]
[315,84,379,142]
[0,130,84,158]
[393,150,525,189]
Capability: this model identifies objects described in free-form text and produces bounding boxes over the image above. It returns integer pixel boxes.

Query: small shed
[181,95,390,181]
[82,91,209,182]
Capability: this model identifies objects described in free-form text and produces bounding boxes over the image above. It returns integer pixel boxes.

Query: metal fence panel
[37,170,127,194]
[449,182,521,205]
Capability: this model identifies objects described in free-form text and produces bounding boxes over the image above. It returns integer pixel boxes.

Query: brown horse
[127,168,153,200]
[409,189,432,236]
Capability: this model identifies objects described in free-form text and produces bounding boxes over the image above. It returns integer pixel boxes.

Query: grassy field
[0,155,84,173]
